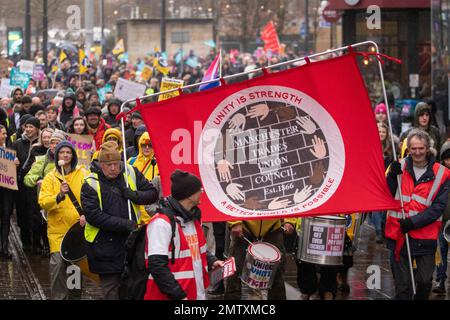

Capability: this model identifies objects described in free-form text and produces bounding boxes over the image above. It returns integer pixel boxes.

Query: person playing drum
[38,141,88,300]
[225,218,291,300]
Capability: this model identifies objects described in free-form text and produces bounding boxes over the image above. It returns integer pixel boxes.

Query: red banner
[261,21,281,54]
[137,53,399,222]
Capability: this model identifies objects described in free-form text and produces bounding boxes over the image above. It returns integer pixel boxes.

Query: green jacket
[24,154,55,188]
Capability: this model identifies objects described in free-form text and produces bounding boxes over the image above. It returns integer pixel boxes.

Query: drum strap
[56,177,84,216]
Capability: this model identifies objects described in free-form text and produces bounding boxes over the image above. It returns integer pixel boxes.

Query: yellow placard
[158,78,184,102]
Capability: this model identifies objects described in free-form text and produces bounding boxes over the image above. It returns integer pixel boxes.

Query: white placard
[409,74,419,88]
[18,60,35,75]
[0,78,12,98]
[113,78,146,102]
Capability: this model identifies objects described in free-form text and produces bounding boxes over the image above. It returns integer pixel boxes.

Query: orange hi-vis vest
[385,159,449,242]
[144,213,210,300]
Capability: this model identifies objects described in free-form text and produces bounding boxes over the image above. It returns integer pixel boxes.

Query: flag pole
[372,42,416,297]
[219,49,222,80]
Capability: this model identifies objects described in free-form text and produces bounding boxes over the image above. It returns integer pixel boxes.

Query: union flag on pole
[261,21,281,54]
[136,52,399,222]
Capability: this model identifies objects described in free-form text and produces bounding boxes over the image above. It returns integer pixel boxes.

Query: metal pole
[160,0,166,52]
[43,0,48,73]
[25,0,31,59]
[120,112,132,222]
[101,0,105,55]
[373,41,417,296]
[304,0,309,52]
[84,0,94,54]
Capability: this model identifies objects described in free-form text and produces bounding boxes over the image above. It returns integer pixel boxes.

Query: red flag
[261,21,281,54]
[138,53,400,222]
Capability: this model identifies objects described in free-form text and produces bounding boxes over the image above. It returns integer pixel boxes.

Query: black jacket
[386,155,450,255]
[11,134,39,181]
[81,162,158,274]
[147,196,218,300]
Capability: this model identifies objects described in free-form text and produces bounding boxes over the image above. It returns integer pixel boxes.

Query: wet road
[1,218,449,300]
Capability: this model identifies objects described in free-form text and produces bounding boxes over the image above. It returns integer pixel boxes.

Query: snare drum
[241,241,281,290]
[296,215,346,266]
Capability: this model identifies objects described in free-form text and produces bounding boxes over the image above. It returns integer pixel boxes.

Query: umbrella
[58,43,78,53]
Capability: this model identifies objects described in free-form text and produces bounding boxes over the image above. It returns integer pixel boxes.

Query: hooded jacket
[128,132,159,180]
[103,98,123,127]
[58,94,81,127]
[400,102,441,155]
[92,128,123,161]
[38,141,88,253]
[125,124,147,159]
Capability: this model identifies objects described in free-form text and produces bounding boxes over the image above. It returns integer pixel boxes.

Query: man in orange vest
[386,129,450,300]
[144,170,224,300]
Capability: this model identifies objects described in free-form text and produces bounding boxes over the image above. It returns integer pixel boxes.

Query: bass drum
[60,222,100,284]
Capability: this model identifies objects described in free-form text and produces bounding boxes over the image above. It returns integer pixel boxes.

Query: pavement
[1,218,449,300]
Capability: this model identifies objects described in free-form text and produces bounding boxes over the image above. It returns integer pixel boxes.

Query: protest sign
[66,134,94,168]
[19,60,35,75]
[140,65,153,82]
[97,84,112,104]
[10,68,30,89]
[33,64,46,81]
[0,147,18,190]
[0,78,12,98]
[158,78,184,102]
[0,58,10,78]
[114,77,146,102]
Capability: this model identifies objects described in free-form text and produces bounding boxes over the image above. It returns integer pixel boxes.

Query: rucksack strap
[56,176,84,216]
[158,208,177,265]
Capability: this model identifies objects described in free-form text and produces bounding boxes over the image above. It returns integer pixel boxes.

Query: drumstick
[58,160,66,182]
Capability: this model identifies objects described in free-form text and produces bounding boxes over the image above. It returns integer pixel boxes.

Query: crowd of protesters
[0,44,449,301]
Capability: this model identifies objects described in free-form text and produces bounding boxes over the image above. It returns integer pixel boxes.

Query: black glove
[122,187,139,202]
[399,218,414,233]
[389,161,403,176]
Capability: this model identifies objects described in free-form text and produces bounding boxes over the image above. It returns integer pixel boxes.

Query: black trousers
[0,188,13,252]
[14,181,32,248]
[390,251,435,300]
[212,222,226,260]
[296,260,338,298]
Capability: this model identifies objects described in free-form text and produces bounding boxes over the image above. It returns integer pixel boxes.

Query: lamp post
[161,0,166,52]
[43,0,48,71]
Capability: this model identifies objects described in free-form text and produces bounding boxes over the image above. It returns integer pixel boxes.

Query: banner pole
[118,41,383,105]
[371,41,416,297]
[120,111,132,222]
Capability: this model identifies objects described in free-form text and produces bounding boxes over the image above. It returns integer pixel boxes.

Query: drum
[296,215,346,266]
[60,222,100,284]
[241,241,281,290]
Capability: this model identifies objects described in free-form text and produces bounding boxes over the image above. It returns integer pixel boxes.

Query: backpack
[118,210,177,300]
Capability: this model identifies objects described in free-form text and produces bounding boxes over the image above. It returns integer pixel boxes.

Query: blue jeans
[436,231,448,282]
[371,211,385,237]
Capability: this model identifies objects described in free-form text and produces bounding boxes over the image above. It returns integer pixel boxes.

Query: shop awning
[327,0,430,10]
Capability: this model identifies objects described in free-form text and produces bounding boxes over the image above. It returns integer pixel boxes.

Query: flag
[199,53,220,91]
[261,21,281,54]
[136,52,400,222]
[153,56,169,76]
[112,39,125,55]
[59,51,67,63]
[79,49,88,74]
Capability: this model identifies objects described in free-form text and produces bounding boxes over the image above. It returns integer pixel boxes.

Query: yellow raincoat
[128,132,159,222]
[39,165,88,254]
[92,128,123,161]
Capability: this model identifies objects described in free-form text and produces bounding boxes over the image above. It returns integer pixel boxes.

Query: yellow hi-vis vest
[83,164,141,243]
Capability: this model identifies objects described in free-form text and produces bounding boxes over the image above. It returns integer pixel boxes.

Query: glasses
[141,144,152,149]
[107,137,119,142]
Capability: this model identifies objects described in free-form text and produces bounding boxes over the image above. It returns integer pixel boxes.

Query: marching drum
[296,215,346,266]
[60,222,100,284]
[241,241,281,290]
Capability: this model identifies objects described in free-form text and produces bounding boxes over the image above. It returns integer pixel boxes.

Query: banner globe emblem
[199,85,345,218]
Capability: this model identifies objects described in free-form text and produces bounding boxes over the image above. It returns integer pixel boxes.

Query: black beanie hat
[19,114,33,126]
[24,116,40,129]
[170,170,202,201]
